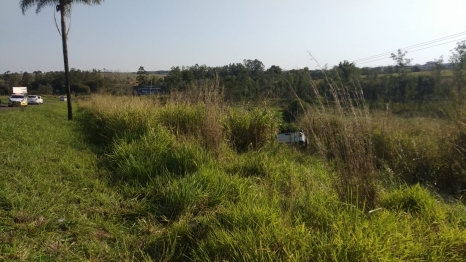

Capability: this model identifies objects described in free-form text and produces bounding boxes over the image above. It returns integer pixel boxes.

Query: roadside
[0,96,7,107]
[0,102,128,260]
[0,102,13,111]
[0,105,27,112]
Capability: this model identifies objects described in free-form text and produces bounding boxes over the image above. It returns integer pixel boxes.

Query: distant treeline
[1,41,465,107]
[0,68,135,96]
[157,57,464,106]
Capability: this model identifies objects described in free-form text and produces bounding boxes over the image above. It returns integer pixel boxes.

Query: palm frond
[20,0,37,14]
[20,0,59,14]
[35,0,58,14]
[71,0,104,5]
[20,0,102,15]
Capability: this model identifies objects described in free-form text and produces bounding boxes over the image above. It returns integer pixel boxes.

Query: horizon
[2,59,456,75]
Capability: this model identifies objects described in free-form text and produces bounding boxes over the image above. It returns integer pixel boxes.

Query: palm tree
[20,0,103,120]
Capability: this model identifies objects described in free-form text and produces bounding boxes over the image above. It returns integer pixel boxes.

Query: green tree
[266,65,282,75]
[38,83,53,95]
[337,60,361,82]
[411,65,421,72]
[182,69,195,84]
[296,67,312,100]
[264,65,283,98]
[20,0,104,120]
[432,56,445,98]
[390,49,412,73]
[149,75,158,87]
[165,66,182,90]
[450,41,466,66]
[450,41,466,100]
[0,78,6,95]
[21,72,32,89]
[71,83,91,94]
[136,66,148,86]
[243,59,265,80]
[5,72,22,90]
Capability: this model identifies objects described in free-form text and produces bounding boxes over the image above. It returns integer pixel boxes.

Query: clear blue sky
[1,0,465,73]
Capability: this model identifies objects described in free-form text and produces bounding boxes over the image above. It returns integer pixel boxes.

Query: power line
[409,38,465,53]
[355,37,466,65]
[353,31,466,63]
[352,31,466,64]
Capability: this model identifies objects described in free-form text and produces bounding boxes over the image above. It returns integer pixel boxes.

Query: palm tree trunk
[59,0,72,120]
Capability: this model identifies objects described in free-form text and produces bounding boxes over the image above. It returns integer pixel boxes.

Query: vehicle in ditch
[277,130,308,148]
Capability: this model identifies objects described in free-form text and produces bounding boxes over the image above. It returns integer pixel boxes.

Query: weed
[224,107,279,152]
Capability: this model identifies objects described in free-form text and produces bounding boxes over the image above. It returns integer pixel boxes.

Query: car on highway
[27,95,43,105]
[8,94,28,107]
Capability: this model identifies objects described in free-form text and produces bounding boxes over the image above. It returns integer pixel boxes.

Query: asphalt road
[0,103,38,112]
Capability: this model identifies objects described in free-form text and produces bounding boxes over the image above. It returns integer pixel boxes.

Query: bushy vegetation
[370,113,466,194]
[3,88,464,261]
[4,99,466,261]
[1,41,466,260]
[224,107,279,152]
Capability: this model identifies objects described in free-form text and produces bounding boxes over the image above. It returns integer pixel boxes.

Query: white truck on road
[13,87,28,94]
[8,87,28,107]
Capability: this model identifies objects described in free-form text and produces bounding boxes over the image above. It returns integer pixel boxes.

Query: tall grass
[224,107,279,152]
[77,95,157,144]
[3,91,466,260]
[157,103,225,153]
[77,90,466,260]
[108,126,208,184]
[371,110,466,195]
[297,69,378,208]
[295,64,466,207]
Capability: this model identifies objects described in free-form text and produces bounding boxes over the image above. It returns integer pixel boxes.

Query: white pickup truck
[277,130,308,148]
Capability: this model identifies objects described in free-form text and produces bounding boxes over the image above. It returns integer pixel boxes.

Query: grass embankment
[1,96,466,261]
[0,101,142,260]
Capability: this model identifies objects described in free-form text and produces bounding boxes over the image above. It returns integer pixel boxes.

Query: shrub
[300,110,377,209]
[153,167,245,221]
[282,99,312,123]
[382,184,446,221]
[223,107,279,152]
[157,104,205,136]
[77,95,155,144]
[372,129,439,184]
[157,103,225,152]
[278,122,300,133]
[371,116,466,195]
[108,127,207,183]
[225,150,278,178]
[435,125,466,195]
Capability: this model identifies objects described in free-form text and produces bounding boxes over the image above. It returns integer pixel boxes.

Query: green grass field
[1,97,466,261]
